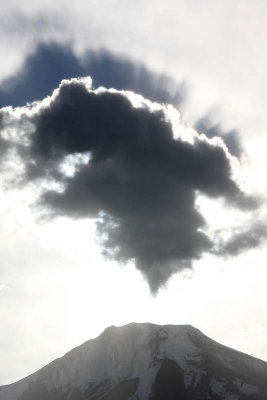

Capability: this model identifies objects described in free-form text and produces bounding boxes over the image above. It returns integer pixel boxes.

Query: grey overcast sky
[1,0,267,385]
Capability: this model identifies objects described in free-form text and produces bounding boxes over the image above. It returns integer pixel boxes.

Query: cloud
[0,114,10,157]
[0,284,9,292]
[0,42,186,109]
[216,223,267,257]
[195,117,242,158]
[0,78,258,292]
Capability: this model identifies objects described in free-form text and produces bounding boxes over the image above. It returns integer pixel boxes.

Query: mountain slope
[1,323,267,400]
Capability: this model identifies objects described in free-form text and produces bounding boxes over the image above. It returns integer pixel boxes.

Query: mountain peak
[1,323,267,400]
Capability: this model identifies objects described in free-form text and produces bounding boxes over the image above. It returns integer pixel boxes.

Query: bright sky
[1,0,267,385]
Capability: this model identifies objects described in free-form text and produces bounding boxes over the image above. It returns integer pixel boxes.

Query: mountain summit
[1,323,267,400]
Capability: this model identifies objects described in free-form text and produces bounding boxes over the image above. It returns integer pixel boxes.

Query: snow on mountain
[1,323,267,400]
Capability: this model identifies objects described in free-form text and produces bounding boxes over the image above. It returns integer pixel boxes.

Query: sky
[1,0,267,385]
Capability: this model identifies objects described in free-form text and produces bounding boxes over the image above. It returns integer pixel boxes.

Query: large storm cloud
[0,78,258,292]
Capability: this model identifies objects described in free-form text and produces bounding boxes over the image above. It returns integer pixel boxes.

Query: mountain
[1,323,267,400]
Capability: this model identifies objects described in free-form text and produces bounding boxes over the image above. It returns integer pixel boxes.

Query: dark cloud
[216,223,267,257]
[0,42,185,109]
[28,82,246,201]
[0,113,3,135]
[12,78,255,292]
[83,50,186,107]
[0,113,10,156]
[42,161,212,293]
[195,117,242,158]
[0,137,9,155]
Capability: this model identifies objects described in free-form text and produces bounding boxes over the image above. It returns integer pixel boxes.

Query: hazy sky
[1,0,267,385]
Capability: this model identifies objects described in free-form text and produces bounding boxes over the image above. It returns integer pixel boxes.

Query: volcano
[1,323,267,400]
